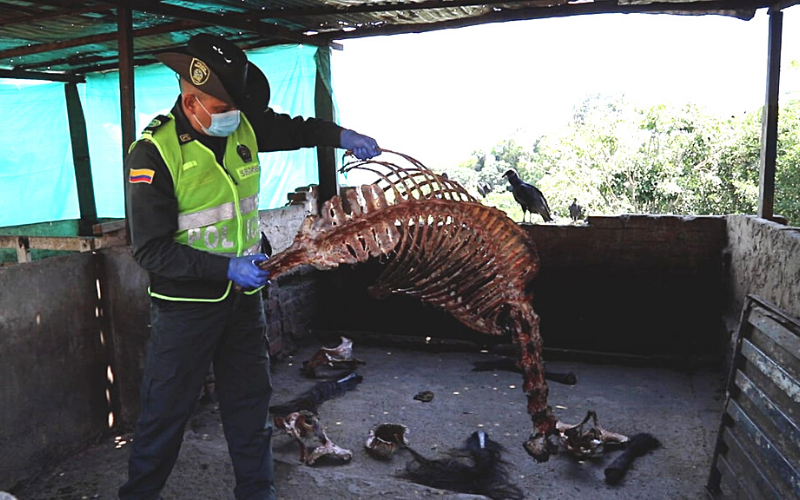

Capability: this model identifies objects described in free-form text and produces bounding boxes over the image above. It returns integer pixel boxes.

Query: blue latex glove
[227,254,270,289]
[340,129,380,160]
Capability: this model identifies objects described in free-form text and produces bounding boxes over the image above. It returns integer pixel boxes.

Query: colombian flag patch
[129,168,155,184]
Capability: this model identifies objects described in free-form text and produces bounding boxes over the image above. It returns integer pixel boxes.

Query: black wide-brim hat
[156,33,270,114]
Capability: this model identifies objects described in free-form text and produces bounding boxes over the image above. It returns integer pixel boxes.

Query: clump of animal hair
[400,430,524,500]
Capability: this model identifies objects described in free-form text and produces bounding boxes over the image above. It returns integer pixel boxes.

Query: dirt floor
[11,341,725,500]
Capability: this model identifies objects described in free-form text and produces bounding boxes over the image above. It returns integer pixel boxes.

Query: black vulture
[569,198,584,222]
[501,169,552,223]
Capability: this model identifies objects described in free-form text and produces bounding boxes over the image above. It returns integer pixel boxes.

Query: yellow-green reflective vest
[133,113,262,301]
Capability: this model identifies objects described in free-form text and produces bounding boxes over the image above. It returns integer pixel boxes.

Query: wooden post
[314,45,338,210]
[117,6,136,241]
[117,7,136,156]
[65,82,98,236]
[758,7,782,221]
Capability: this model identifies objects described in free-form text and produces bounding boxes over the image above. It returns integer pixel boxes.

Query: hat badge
[189,58,210,86]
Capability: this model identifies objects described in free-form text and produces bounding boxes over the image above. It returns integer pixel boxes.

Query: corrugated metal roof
[0,0,794,79]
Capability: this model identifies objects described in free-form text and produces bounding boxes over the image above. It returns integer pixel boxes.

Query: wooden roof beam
[772,0,800,9]
[0,68,85,82]
[26,0,115,8]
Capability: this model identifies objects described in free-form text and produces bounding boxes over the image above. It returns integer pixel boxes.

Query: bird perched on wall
[502,169,552,223]
[569,198,584,223]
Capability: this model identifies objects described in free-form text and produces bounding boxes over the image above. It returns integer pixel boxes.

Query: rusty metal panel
[707,295,800,499]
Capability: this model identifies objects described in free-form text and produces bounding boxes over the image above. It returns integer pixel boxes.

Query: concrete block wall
[0,207,321,491]
[528,215,729,356]
[0,253,110,490]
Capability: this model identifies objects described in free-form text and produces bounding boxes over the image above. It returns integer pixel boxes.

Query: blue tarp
[0,81,79,225]
[0,44,335,228]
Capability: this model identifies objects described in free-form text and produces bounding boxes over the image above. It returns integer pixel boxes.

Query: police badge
[189,58,210,86]
[237,144,253,163]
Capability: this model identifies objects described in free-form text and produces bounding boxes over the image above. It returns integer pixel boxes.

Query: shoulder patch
[130,168,155,184]
[143,114,171,135]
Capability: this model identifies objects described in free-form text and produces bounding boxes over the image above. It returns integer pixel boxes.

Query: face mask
[193,97,240,137]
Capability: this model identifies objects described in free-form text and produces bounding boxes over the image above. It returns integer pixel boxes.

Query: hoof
[524,434,551,462]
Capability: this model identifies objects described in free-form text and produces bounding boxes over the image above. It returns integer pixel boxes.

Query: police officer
[120,34,379,500]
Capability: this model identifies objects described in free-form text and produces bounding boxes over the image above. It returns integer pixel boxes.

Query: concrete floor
[13,341,725,500]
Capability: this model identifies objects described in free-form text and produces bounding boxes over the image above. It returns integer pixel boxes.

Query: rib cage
[262,150,556,461]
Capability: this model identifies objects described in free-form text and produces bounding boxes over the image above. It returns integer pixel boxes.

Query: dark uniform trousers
[119,291,274,500]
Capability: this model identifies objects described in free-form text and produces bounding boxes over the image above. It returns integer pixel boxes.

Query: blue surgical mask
[193,97,240,137]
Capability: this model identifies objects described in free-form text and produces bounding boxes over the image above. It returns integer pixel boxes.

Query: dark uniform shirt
[125,96,344,295]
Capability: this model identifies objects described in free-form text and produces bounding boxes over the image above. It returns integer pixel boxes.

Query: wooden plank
[15,237,30,263]
[65,82,99,237]
[749,328,800,392]
[0,235,126,254]
[709,296,800,500]
[0,235,92,252]
[92,220,126,235]
[314,46,337,208]
[716,452,753,500]
[727,399,800,498]
[741,339,800,405]
[748,305,800,363]
[0,68,84,83]
[773,0,800,9]
[735,369,800,458]
[719,426,782,500]
[117,5,136,155]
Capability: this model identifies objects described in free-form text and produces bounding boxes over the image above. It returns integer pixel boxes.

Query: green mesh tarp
[0,44,335,228]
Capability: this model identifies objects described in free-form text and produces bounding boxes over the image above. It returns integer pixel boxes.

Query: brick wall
[316,215,730,359]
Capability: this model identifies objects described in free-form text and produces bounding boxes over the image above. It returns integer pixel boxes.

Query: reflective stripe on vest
[207,242,260,257]
[178,193,259,231]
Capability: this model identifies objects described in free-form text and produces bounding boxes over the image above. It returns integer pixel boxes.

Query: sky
[331,7,800,170]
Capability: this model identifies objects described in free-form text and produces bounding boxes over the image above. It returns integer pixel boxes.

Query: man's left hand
[341,129,380,160]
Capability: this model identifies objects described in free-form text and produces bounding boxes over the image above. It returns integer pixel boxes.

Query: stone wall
[725,215,800,324]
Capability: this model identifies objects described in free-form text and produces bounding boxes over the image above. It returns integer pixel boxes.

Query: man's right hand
[227,254,270,289]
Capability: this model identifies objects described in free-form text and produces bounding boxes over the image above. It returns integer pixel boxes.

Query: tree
[457,93,797,223]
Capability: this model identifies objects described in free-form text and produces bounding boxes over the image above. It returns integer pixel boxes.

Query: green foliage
[456,94,800,225]
[776,100,800,223]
